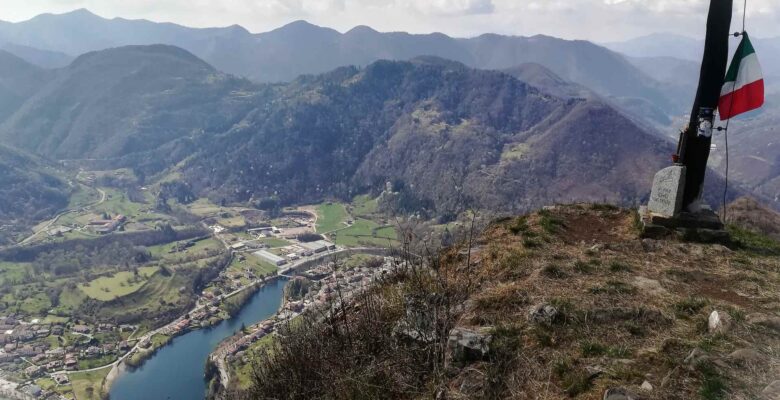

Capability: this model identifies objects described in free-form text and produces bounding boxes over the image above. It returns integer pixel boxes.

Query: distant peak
[58,8,101,19]
[265,20,340,38]
[346,25,379,35]
[29,8,103,22]
[277,20,320,31]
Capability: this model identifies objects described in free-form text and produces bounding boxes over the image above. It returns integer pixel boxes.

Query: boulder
[747,313,780,333]
[603,387,640,400]
[633,277,667,296]
[684,348,708,366]
[528,304,559,325]
[447,327,492,364]
[727,348,766,366]
[762,380,780,400]
[640,239,660,252]
[708,310,733,334]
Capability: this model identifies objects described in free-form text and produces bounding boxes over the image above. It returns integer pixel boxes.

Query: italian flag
[719,32,764,120]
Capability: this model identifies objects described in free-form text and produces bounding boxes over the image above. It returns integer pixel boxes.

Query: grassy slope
[70,369,110,400]
[315,203,348,233]
[238,205,780,399]
[78,266,160,301]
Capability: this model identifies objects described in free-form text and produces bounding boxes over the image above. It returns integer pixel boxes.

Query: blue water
[109,278,286,400]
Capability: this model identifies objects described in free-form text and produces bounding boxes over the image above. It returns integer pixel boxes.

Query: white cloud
[1,0,778,41]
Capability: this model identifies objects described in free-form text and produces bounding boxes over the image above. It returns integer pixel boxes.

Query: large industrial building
[252,250,287,266]
[299,240,337,254]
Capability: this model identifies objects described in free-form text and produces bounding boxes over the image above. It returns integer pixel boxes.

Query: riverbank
[108,278,287,400]
[210,252,396,396]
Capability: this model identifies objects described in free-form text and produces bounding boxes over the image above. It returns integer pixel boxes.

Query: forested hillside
[0,144,68,244]
[0,45,718,218]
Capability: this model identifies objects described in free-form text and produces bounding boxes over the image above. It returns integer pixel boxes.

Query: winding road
[17,187,106,246]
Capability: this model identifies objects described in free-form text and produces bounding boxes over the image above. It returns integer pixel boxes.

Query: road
[17,188,106,246]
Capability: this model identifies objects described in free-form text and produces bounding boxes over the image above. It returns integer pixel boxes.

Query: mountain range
[0,10,773,233]
[0,10,686,120]
[0,44,689,220]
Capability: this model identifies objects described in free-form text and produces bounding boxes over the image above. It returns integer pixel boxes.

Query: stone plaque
[647,165,686,217]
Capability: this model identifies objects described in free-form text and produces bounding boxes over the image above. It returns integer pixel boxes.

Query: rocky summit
[232,204,780,400]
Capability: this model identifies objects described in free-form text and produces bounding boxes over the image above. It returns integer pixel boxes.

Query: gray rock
[684,348,708,365]
[747,313,780,333]
[603,387,639,400]
[633,276,667,296]
[727,348,766,365]
[528,303,559,324]
[589,244,605,253]
[762,380,780,399]
[640,239,660,252]
[647,165,686,217]
[640,380,653,391]
[447,327,492,364]
[708,310,733,334]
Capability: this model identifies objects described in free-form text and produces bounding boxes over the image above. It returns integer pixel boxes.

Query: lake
[109,278,287,400]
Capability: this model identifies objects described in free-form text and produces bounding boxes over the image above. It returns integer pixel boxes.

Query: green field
[148,238,222,259]
[315,203,348,233]
[70,368,110,400]
[78,266,160,301]
[67,185,101,209]
[258,237,291,248]
[78,354,117,370]
[93,188,145,216]
[217,215,247,228]
[184,198,224,216]
[0,261,31,284]
[351,195,378,217]
[228,256,279,276]
[330,219,398,247]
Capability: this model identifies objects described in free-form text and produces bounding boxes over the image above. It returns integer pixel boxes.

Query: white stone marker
[647,166,686,218]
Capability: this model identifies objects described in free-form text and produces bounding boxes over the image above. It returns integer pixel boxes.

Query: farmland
[78,266,161,301]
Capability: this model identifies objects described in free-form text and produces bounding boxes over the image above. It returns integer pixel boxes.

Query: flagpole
[676,0,732,211]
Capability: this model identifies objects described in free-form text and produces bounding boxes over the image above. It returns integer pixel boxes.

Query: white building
[252,250,287,266]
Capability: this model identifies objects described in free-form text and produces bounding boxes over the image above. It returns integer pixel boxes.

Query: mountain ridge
[0,9,684,120]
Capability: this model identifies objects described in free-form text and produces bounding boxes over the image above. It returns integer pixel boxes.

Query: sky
[2,0,779,42]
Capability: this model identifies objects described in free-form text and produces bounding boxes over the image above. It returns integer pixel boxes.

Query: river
[109,278,287,400]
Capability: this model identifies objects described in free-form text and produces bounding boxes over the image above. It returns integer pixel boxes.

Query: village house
[53,373,69,385]
[46,360,62,370]
[64,356,78,370]
[72,325,90,334]
[24,365,43,378]
[85,346,101,357]
[46,347,66,358]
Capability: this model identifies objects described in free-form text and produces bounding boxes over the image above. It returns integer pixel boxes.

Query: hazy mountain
[170,57,676,215]
[502,63,594,100]
[0,43,74,68]
[0,45,259,160]
[603,33,703,61]
[0,50,53,121]
[0,10,682,118]
[0,45,685,216]
[0,144,68,243]
[605,33,780,85]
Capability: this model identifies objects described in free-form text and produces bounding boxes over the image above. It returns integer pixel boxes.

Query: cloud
[2,0,778,41]
[399,0,496,16]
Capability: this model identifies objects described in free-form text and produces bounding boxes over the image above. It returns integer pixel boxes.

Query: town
[0,172,400,400]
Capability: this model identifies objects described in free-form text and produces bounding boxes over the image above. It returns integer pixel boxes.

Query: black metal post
[678,0,732,211]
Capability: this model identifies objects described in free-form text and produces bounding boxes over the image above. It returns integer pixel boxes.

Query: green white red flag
[719,32,764,120]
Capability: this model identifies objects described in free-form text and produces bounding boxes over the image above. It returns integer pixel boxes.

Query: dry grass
[238,204,780,400]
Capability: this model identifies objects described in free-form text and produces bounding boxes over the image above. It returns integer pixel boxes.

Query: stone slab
[648,166,686,217]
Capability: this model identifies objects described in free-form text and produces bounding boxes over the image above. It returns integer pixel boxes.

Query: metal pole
[678,0,732,211]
